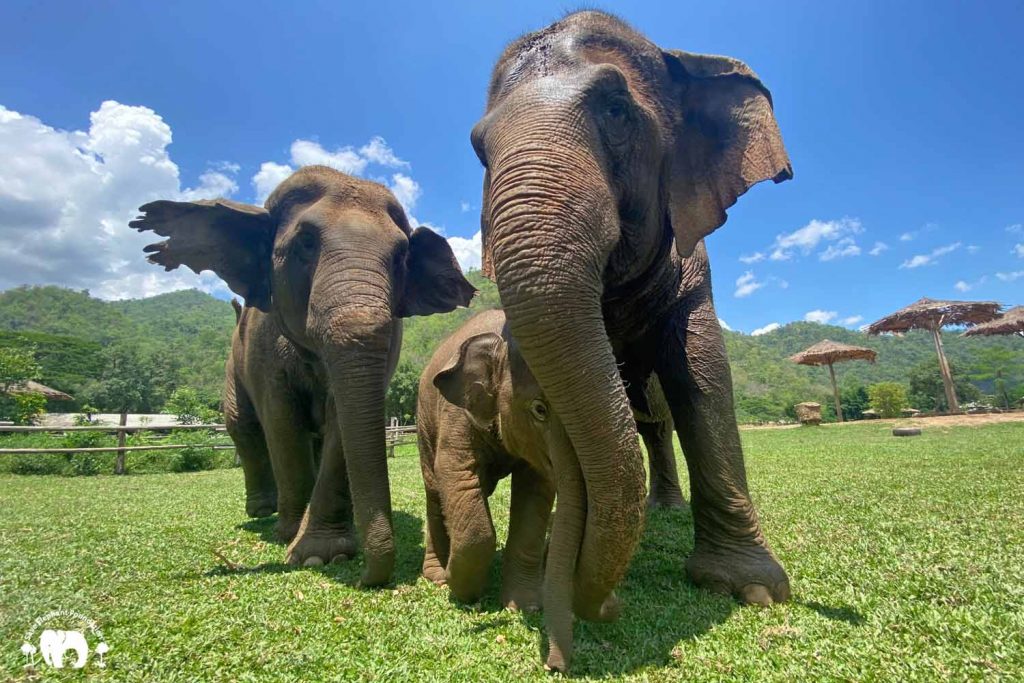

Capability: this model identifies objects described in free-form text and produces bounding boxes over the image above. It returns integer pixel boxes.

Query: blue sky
[0,1,1021,334]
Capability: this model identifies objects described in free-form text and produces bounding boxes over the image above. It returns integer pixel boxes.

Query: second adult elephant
[132,167,475,585]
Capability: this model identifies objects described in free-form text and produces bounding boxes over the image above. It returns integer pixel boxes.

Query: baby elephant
[417,309,556,610]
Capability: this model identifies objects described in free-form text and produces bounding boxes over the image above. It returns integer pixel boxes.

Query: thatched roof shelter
[867,298,1000,413]
[866,297,1000,334]
[962,306,1024,337]
[789,340,877,366]
[5,380,73,401]
[789,340,877,422]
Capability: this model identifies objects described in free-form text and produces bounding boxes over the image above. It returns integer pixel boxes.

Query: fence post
[114,411,128,474]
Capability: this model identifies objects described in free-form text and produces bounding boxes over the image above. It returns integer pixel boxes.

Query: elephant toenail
[303,556,324,567]
[740,583,772,605]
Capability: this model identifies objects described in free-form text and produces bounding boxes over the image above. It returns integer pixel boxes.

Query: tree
[0,343,44,424]
[908,358,980,412]
[868,382,908,418]
[81,344,161,474]
[385,361,421,424]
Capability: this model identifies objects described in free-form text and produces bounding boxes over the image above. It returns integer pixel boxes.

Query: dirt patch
[741,411,1024,431]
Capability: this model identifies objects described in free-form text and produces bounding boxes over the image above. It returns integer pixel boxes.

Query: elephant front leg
[436,437,497,604]
[637,417,686,509]
[657,291,790,605]
[500,464,554,612]
[286,408,357,566]
[422,483,450,585]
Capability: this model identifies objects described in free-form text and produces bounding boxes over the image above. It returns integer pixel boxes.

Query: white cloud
[751,322,780,336]
[899,232,915,242]
[804,309,838,324]
[734,271,763,298]
[954,280,971,292]
[252,161,294,202]
[388,173,421,219]
[447,231,481,272]
[460,201,472,213]
[819,237,861,261]
[996,270,1024,282]
[0,101,237,298]
[739,252,765,264]
[899,242,961,269]
[358,136,409,168]
[1007,223,1022,234]
[966,244,980,254]
[768,217,863,262]
[840,315,863,326]
[869,241,889,256]
[1014,243,1024,258]
[718,318,732,331]
[289,139,367,175]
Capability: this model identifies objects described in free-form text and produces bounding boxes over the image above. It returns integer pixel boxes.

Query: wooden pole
[114,411,128,475]
[828,362,843,422]
[0,444,234,455]
[931,327,959,414]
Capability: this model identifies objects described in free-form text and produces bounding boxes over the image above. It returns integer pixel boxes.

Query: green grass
[2,421,1023,681]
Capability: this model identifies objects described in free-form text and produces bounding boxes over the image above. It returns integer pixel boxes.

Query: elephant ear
[662,50,793,258]
[433,332,503,425]
[399,227,477,317]
[130,199,275,310]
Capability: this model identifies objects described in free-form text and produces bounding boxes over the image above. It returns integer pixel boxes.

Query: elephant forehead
[488,12,666,107]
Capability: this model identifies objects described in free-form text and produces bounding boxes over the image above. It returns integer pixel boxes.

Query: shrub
[165,387,220,425]
[11,392,46,425]
[868,382,909,418]
[171,429,216,472]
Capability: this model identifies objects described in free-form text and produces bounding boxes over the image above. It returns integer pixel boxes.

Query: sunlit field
[2,420,1022,681]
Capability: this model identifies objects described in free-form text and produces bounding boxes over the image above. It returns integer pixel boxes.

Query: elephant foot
[686,543,790,605]
[286,522,357,567]
[246,492,278,518]
[501,581,542,613]
[573,590,621,623]
[422,560,447,586]
[274,515,304,545]
[646,488,687,509]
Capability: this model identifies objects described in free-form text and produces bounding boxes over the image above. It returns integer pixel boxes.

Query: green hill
[0,279,1019,422]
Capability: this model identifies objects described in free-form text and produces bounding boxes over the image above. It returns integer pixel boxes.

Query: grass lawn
[2,421,1023,681]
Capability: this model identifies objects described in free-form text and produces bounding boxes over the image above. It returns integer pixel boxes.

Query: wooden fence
[0,422,419,474]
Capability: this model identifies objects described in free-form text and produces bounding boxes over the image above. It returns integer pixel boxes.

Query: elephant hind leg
[225,382,277,518]
[637,418,686,509]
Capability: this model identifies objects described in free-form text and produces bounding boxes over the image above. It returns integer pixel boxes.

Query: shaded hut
[789,340,877,422]
[867,298,1000,413]
[6,380,73,402]
[962,306,1024,338]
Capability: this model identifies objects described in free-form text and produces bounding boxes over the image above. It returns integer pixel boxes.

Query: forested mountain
[0,280,1020,422]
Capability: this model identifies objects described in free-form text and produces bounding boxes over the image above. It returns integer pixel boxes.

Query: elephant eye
[529,399,549,422]
[292,229,318,261]
[603,96,630,122]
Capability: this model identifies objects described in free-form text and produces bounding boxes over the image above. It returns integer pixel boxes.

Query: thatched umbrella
[6,380,73,401]
[962,306,1024,338]
[867,297,1000,413]
[789,340,877,422]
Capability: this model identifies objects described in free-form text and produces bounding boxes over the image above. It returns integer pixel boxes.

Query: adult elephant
[132,167,475,585]
[471,12,792,668]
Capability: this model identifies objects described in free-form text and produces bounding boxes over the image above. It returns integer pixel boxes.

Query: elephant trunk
[314,265,397,586]
[487,127,647,625]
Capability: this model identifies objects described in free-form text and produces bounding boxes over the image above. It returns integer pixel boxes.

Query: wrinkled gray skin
[132,167,475,585]
[223,299,330,543]
[473,12,793,670]
[418,310,683,612]
[418,310,555,610]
